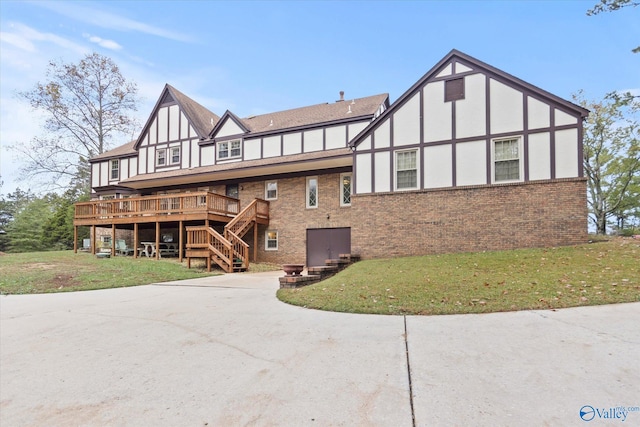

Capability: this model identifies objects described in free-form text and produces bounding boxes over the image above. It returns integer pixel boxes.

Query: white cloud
[34,1,194,43]
[83,33,122,51]
[0,22,88,56]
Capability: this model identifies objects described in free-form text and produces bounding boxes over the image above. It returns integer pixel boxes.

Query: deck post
[91,226,96,254]
[179,220,184,262]
[155,222,160,260]
[73,226,78,253]
[253,222,258,262]
[111,225,116,256]
[134,223,139,259]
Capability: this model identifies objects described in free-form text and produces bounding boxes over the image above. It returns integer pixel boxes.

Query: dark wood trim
[419,87,425,190]
[550,108,556,179]
[523,95,530,181]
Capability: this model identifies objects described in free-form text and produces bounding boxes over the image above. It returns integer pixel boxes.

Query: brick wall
[237,173,355,265]
[350,178,588,259]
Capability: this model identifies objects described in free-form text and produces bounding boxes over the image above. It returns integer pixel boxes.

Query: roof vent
[351,99,355,105]
[210,118,214,126]
[347,105,352,114]
[269,119,273,126]
[337,91,344,102]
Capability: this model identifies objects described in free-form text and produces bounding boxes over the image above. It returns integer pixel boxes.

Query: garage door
[306,227,351,267]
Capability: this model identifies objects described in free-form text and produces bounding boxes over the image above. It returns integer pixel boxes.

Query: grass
[277,238,640,315]
[0,251,220,294]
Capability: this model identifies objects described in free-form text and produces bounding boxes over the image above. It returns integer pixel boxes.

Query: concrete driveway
[1,271,638,426]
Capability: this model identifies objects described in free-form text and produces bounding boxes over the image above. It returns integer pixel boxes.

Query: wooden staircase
[186,199,269,273]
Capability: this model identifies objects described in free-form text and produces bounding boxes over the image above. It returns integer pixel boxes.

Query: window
[306,177,318,208]
[156,149,166,166]
[110,159,119,180]
[170,147,180,164]
[493,138,521,182]
[265,230,278,250]
[445,78,465,102]
[396,150,418,190]
[218,139,242,159]
[265,181,278,200]
[340,173,352,206]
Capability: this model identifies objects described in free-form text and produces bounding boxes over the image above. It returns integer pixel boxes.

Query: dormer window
[110,159,119,180]
[218,139,242,160]
[170,147,180,164]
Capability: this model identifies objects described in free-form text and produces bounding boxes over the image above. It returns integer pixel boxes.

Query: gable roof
[209,110,251,139]
[90,140,137,162]
[349,49,589,148]
[133,84,219,150]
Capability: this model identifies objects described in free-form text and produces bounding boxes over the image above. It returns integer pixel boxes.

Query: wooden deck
[74,192,240,226]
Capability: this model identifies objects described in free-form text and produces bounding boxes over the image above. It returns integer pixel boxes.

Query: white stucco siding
[393,93,420,146]
[180,112,189,139]
[138,148,147,174]
[456,140,486,186]
[374,120,390,149]
[216,118,245,138]
[357,135,372,151]
[120,158,129,181]
[157,106,168,143]
[100,161,108,186]
[190,140,200,167]
[181,140,190,168]
[283,132,302,155]
[456,74,487,139]
[147,146,155,172]
[348,122,368,142]
[555,109,578,127]
[490,79,524,134]
[262,136,281,158]
[140,133,149,147]
[435,63,452,78]
[244,139,261,160]
[424,144,453,188]
[149,118,157,145]
[423,81,452,143]
[201,145,215,166]
[325,125,346,149]
[169,105,180,141]
[528,132,551,181]
[456,62,473,74]
[374,151,391,193]
[355,153,372,194]
[304,129,323,152]
[92,163,100,188]
[527,97,550,130]
[555,128,579,178]
[129,156,137,177]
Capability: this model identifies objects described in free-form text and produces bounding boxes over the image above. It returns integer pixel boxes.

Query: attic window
[445,78,465,102]
[218,139,241,160]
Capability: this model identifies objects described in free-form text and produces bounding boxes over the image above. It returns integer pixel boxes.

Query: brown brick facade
[350,178,588,259]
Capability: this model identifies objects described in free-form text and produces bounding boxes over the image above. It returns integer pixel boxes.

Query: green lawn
[277,238,640,315]
[0,251,220,294]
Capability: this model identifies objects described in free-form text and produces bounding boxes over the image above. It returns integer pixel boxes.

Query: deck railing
[74,192,240,222]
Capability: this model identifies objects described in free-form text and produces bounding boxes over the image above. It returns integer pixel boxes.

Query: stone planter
[282,264,304,276]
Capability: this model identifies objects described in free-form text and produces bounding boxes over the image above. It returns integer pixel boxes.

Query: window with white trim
[218,139,242,160]
[395,150,418,190]
[306,177,318,208]
[265,181,278,200]
[156,148,166,166]
[340,173,352,206]
[170,147,180,164]
[110,159,119,180]
[265,230,278,250]
[493,137,521,182]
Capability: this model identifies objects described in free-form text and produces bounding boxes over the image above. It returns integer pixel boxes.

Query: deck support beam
[253,221,258,262]
[111,225,116,256]
[134,223,139,259]
[155,222,160,260]
[179,220,184,262]
[91,226,96,254]
[73,226,78,253]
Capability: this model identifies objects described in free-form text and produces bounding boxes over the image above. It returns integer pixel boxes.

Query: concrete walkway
[1,271,638,426]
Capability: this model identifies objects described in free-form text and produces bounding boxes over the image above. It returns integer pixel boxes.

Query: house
[73,50,589,271]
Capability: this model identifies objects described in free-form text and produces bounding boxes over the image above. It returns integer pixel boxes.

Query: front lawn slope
[277,239,640,315]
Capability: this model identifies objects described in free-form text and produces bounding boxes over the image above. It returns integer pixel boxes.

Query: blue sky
[1,0,638,194]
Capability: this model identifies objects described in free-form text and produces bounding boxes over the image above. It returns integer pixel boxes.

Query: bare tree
[13,53,139,191]
[587,0,639,53]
